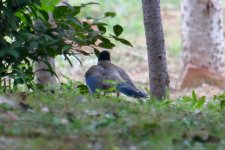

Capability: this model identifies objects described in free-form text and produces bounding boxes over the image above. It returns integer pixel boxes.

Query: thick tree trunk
[180,0,225,89]
[34,57,57,84]
[34,0,69,85]
[142,0,169,99]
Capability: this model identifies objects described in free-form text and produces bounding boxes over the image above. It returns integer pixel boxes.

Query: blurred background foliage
[56,0,182,86]
[57,0,225,98]
[0,0,131,91]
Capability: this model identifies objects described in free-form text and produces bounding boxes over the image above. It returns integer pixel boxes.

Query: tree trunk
[34,0,69,85]
[34,57,57,84]
[141,0,170,100]
[180,0,225,89]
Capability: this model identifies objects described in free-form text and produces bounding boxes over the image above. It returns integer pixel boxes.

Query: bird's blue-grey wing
[84,65,105,94]
[98,62,123,85]
[115,66,136,87]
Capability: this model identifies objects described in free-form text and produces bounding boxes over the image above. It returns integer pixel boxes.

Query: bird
[84,50,148,98]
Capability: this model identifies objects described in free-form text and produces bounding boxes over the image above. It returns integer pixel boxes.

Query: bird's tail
[116,82,148,98]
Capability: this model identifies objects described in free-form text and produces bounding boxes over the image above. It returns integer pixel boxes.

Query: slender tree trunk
[34,0,69,85]
[180,0,225,89]
[142,0,169,99]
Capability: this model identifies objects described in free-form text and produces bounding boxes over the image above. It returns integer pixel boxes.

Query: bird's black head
[98,50,111,61]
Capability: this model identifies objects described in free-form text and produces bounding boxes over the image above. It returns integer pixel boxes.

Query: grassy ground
[1,90,225,150]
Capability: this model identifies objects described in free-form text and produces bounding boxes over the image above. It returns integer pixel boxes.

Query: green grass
[1,90,225,150]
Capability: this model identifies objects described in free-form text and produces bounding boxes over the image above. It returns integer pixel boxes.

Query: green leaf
[117,38,133,47]
[0,48,8,57]
[104,12,116,18]
[67,16,82,27]
[181,96,193,102]
[76,84,89,94]
[20,32,34,39]
[53,6,67,19]
[72,6,81,16]
[30,41,39,50]
[5,10,18,29]
[62,45,71,52]
[82,21,91,29]
[8,49,20,59]
[29,6,38,18]
[112,36,133,47]
[64,54,73,67]
[12,40,23,48]
[53,5,81,20]
[192,90,197,101]
[15,12,26,23]
[94,22,108,26]
[81,2,99,7]
[194,96,205,109]
[94,48,100,57]
[23,13,32,25]
[38,9,49,22]
[113,25,123,36]
[97,25,106,34]
[34,0,41,6]
[99,41,115,49]
[99,36,110,43]
[40,0,61,12]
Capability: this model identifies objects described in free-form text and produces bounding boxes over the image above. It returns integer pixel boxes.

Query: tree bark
[180,0,225,89]
[34,0,69,85]
[142,0,169,100]
[34,57,57,84]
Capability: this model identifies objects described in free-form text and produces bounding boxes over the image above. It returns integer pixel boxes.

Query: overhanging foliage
[0,0,132,91]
